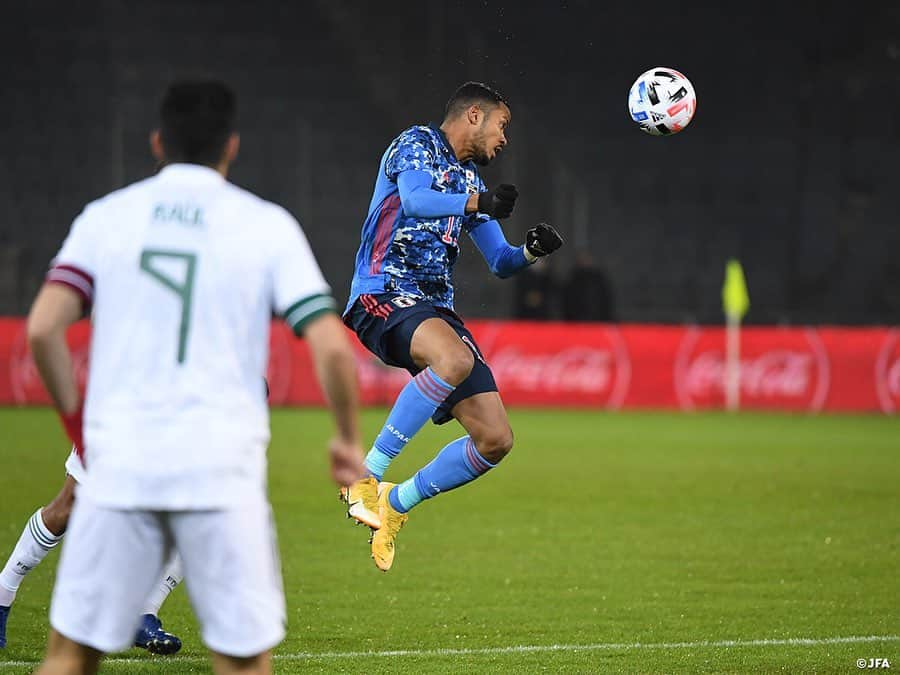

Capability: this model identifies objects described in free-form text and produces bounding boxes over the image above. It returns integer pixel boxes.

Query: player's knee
[431,345,475,386]
[41,503,70,536]
[477,426,514,465]
[43,485,76,536]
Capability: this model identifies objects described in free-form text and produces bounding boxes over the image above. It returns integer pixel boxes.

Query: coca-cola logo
[675,327,830,411]
[487,326,631,408]
[875,330,900,414]
[9,322,91,404]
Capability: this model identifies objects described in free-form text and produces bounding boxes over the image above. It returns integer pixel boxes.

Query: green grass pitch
[0,407,897,673]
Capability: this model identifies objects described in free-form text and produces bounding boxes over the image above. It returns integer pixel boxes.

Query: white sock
[141,554,183,616]
[0,509,64,607]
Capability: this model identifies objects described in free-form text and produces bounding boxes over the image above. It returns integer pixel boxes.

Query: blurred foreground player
[342,82,563,570]
[0,448,183,654]
[29,80,366,675]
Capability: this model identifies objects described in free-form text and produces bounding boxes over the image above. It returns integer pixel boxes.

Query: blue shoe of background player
[133,613,182,655]
[0,605,10,648]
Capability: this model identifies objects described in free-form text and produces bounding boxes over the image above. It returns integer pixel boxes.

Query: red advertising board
[0,318,896,413]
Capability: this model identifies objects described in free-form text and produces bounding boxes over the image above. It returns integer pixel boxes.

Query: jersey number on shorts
[139,249,197,364]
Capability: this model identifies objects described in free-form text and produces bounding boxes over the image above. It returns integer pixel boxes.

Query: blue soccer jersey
[346,124,491,312]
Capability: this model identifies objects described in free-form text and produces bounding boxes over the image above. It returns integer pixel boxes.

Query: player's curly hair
[159,81,236,166]
[444,81,508,119]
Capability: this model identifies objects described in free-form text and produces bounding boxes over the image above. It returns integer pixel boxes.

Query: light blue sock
[364,367,455,479]
[389,436,496,513]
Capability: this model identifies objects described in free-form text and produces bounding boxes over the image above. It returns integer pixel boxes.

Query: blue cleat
[133,613,182,655]
[0,605,9,648]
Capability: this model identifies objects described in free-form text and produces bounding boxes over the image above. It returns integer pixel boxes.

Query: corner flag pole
[722,259,750,412]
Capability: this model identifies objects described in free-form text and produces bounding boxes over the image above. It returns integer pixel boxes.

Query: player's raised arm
[396,170,469,218]
[397,169,520,220]
[468,218,564,278]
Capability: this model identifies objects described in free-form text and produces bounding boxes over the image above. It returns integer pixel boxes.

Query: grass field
[0,407,897,673]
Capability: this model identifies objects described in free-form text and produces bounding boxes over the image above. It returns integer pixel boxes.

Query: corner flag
[722,259,749,411]
[722,259,750,320]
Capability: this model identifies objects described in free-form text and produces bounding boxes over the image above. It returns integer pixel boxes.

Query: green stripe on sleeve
[283,294,337,335]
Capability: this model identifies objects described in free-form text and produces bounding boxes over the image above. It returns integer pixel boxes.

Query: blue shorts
[343,293,498,425]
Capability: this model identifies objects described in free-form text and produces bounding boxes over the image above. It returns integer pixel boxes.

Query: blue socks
[389,436,496,513]
[366,369,497,515]
[365,367,455,479]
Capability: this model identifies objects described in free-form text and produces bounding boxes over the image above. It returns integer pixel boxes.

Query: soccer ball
[628,67,696,136]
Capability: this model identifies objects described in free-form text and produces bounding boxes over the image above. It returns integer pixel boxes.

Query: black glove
[525,223,564,257]
[478,184,518,219]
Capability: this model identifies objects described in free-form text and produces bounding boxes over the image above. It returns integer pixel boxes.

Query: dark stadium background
[1,1,897,325]
[0,5,898,671]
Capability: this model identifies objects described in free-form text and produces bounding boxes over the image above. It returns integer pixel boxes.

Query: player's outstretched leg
[344,317,473,530]
[0,477,75,648]
[133,555,184,655]
[371,392,513,571]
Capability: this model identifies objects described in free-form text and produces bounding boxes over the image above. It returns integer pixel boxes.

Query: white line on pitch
[0,634,896,668]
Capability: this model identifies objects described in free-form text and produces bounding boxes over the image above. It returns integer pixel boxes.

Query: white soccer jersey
[47,164,334,509]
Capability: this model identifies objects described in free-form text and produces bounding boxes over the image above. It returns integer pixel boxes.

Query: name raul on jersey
[152,202,205,226]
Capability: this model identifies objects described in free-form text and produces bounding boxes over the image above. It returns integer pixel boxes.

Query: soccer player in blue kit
[342,82,563,571]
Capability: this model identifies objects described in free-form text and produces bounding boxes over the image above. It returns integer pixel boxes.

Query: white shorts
[64,447,86,484]
[50,493,286,657]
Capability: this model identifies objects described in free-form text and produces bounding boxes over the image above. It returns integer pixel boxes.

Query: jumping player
[342,81,563,571]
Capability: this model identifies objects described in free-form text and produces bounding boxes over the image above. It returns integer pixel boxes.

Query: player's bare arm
[27,284,85,455]
[27,284,82,414]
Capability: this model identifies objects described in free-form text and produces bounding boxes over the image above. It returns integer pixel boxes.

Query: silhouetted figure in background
[513,262,556,320]
[562,254,614,322]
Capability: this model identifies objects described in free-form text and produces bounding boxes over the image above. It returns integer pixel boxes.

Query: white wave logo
[889,360,900,397]
[875,331,900,414]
